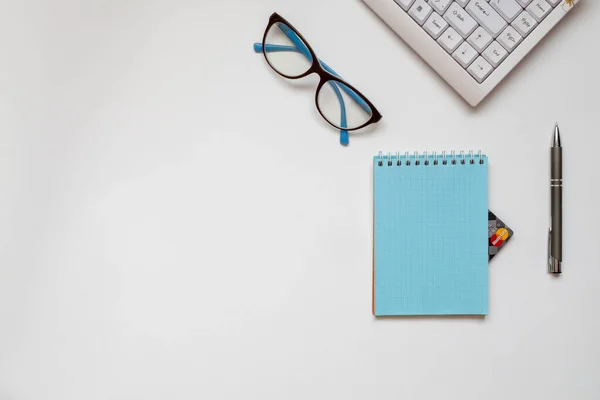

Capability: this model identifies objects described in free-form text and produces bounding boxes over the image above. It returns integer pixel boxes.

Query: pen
[548,123,563,274]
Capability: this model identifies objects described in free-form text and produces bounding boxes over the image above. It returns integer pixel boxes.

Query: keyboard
[362,0,579,106]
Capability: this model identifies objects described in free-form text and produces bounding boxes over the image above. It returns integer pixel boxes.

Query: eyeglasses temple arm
[329,81,349,145]
[278,24,314,62]
[253,43,301,54]
[253,43,370,114]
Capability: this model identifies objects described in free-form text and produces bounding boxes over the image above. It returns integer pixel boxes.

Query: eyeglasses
[253,13,382,146]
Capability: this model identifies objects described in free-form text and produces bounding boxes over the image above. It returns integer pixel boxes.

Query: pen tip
[553,124,561,147]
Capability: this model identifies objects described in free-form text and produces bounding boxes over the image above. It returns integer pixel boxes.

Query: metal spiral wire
[377,150,484,166]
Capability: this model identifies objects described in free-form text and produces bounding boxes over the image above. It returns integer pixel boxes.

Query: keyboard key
[453,41,478,67]
[409,0,434,25]
[516,0,533,6]
[527,0,552,21]
[546,0,561,5]
[429,0,453,14]
[490,0,523,22]
[444,2,478,38]
[394,0,416,11]
[455,0,469,5]
[468,56,494,82]
[437,26,464,53]
[482,40,508,67]
[424,12,449,38]
[497,26,523,51]
[512,10,538,36]
[467,26,493,52]
[466,0,508,37]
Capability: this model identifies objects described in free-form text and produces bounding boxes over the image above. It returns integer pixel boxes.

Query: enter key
[466,0,508,37]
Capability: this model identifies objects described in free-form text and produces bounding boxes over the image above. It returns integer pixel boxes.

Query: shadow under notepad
[375,314,485,321]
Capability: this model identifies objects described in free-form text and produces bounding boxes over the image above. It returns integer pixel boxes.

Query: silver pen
[548,123,563,274]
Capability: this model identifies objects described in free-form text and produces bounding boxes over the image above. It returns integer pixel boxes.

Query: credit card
[489,210,514,261]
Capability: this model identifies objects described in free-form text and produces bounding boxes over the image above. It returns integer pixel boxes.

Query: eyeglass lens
[264,22,313,78]
[317,81,373,130]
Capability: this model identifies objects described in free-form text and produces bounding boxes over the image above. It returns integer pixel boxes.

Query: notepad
[373,151,489,316]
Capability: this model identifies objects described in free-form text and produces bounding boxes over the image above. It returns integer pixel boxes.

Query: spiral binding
[377,150,485,166]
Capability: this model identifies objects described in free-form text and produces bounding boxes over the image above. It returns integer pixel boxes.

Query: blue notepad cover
[373,154,489,316]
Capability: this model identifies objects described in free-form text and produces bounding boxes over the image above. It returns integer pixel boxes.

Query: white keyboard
[362,0,579,106]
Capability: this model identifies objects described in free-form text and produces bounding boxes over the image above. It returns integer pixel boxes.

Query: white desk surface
[1,1,599,399]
